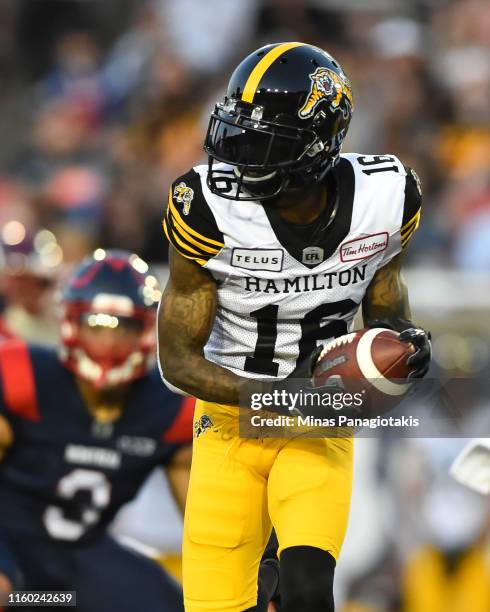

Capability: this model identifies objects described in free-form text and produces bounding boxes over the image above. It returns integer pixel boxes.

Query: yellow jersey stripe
[401,221,418,240]
[170,213,221,255]
[401,208,421,236]
[401,227,417,248]
[163,219,207,266]
[162,217,171,242]
[170,225,205,256]
[242,42,305,103]
[167,191,224,247]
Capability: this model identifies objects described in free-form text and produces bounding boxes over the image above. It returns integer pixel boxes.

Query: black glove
[268,345,324,414]
[292,344,325,380]
[269,344,355,418]
[399,327,432,379]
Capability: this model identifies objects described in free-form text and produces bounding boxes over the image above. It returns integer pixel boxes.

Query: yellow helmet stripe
[242,42,306,103]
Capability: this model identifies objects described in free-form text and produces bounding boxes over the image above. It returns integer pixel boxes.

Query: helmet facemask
[204,99,336,201]
[203,43,354,201]
[60,303,156,390]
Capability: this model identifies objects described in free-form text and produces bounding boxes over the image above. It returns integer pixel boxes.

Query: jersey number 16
[244,299,357,376]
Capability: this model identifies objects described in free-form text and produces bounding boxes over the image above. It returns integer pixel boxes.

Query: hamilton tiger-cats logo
[194,415,214,438]
[298,67,353,120]
[173,182,194,216]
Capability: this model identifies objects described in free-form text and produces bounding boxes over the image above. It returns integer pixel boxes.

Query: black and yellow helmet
[204,42,354,201]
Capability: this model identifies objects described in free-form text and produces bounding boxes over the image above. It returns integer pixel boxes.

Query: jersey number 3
[244,299,357,376]
[44,469,111,541]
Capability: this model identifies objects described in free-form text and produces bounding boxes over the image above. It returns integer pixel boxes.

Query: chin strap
[234,167,278,183]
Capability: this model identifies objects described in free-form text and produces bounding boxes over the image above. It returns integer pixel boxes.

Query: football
[312,328,415,411]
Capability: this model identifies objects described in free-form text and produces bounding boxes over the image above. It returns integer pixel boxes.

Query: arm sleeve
[163,169,225,266]
[400,166,422,250]
[0,341,40,424]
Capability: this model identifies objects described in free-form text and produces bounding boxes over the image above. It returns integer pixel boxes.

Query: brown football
[312,328,416,413]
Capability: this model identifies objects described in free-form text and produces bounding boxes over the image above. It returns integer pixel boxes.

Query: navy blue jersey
[0,341,193,543]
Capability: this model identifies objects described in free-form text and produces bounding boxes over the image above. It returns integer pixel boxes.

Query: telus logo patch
[231,249,284,272]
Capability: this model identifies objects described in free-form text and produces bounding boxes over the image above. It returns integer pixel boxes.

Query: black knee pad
[280,546,336,612]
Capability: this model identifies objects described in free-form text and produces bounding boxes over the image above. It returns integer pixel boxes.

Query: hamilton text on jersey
[243,263,367,294]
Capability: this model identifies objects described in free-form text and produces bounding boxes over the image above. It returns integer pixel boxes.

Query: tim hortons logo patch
[340,233,389,262]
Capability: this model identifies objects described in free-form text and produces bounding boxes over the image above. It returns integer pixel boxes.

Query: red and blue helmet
[60,249,161,388]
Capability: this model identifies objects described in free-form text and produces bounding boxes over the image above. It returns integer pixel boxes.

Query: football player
[158,43,431,611]
[0,225,61,345]
[0,250,193,612]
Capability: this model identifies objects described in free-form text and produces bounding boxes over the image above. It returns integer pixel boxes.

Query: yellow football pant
[183,400,354,612]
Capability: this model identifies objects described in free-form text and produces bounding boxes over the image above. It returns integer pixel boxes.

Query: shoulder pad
[163,168,224,266]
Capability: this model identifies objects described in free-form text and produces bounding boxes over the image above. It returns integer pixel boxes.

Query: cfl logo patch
[302,246,324,265]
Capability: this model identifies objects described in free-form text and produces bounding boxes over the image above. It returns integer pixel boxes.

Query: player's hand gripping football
[272,345,324,393]
[269,345,345,416]
[367,320,431,379]
[290,345,325,381]
[398,327,432,378]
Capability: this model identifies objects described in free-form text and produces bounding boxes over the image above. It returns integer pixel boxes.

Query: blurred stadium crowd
[0,1,488,611]
[0,0,488,269]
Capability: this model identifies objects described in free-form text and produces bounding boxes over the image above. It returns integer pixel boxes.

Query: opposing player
[158,43,431,611]
[0,225,61,345]
[0,250,193,612]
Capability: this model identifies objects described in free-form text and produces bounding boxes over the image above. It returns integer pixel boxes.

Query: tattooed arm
[158,246,264,405]
[362,253,432,378]
[362,253,413,331]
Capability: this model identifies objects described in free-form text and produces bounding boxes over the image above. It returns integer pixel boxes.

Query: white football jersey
[164,153,421,379]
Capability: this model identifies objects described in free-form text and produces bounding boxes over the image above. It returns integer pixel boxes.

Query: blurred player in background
[342,437,490,612]
[451,438,490,496]
[0,250,193,612]
[400,439,490,612]
[159,43,431,611]
[0,223,61,345]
